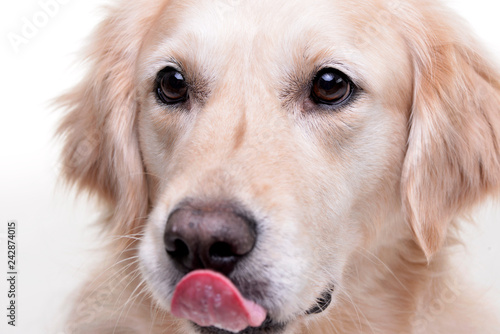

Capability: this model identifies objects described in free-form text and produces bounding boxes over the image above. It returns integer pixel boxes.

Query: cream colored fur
[58,0,500,333]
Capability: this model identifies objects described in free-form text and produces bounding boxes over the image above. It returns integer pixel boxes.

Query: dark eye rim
[310,68,356,107]
[155,66,189,105]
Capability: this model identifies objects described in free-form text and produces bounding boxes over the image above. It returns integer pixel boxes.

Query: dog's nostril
[166,239,190,259]
[209,242,236,259]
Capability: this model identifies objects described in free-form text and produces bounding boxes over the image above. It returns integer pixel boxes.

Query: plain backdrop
[1,1,500,333]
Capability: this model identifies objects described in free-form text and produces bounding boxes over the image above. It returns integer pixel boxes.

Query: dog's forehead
[161,0,354,37]
[143,0,386,69]
[138,0,411,106]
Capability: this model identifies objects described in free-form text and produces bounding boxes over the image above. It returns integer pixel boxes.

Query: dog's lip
[305,286,335,315]
[193,316,287,334]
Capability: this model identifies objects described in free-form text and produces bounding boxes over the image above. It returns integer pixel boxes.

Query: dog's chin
[192,317,288,334]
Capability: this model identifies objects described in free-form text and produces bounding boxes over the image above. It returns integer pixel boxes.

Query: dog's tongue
[171,270,267,333]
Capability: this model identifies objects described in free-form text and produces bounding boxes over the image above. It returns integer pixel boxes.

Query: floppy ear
[57,2,163,235]
[401,8,500,260]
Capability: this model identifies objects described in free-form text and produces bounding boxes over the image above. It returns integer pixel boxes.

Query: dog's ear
[401,8,500,260]
[57,2,162,235]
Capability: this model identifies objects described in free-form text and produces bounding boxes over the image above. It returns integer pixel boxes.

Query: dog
[57,0,500,333]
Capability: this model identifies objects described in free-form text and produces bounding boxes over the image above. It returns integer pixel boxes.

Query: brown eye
[311,69,353,106]
[156,67,188,104]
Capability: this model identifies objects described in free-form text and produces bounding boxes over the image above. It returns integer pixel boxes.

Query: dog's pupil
[321,73,343,92]
[162,71,187,99]
[168,72,185,90]
[317,72,348,101]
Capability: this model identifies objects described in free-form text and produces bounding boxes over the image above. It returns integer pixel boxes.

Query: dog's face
[58,0,500,333]
[138,0,410,330]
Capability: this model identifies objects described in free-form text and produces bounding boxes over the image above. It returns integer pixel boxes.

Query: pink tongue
[171,270,267,333]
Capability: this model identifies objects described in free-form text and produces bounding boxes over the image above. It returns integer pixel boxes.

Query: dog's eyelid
[316,61,365,90]
[151,59,185,82]
[164,57,184,71]
[148,61,182,89]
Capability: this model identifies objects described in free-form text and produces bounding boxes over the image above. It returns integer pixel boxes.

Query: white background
[1,0,500,333]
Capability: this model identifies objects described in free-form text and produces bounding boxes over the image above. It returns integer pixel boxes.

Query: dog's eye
[156,67,188,104]
[311,69,353,106]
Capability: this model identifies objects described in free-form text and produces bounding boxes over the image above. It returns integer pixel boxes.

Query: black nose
[164,202,257,276]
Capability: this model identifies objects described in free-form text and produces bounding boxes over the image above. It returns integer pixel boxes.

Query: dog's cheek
[306,104,407,257]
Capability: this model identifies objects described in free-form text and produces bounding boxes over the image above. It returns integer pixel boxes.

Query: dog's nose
[164,203,257,276]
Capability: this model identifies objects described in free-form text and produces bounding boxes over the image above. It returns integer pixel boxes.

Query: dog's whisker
[336,289,377,333]
[82,256,141,304]
[112,235,144,242]
[354,248,415,298]
[148,298,164,334]
[111,270,147,333]
[109,244,141,263]
[335,291,363,331]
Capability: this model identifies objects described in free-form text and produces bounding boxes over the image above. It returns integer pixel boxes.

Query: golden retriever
[57,0,500,333]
